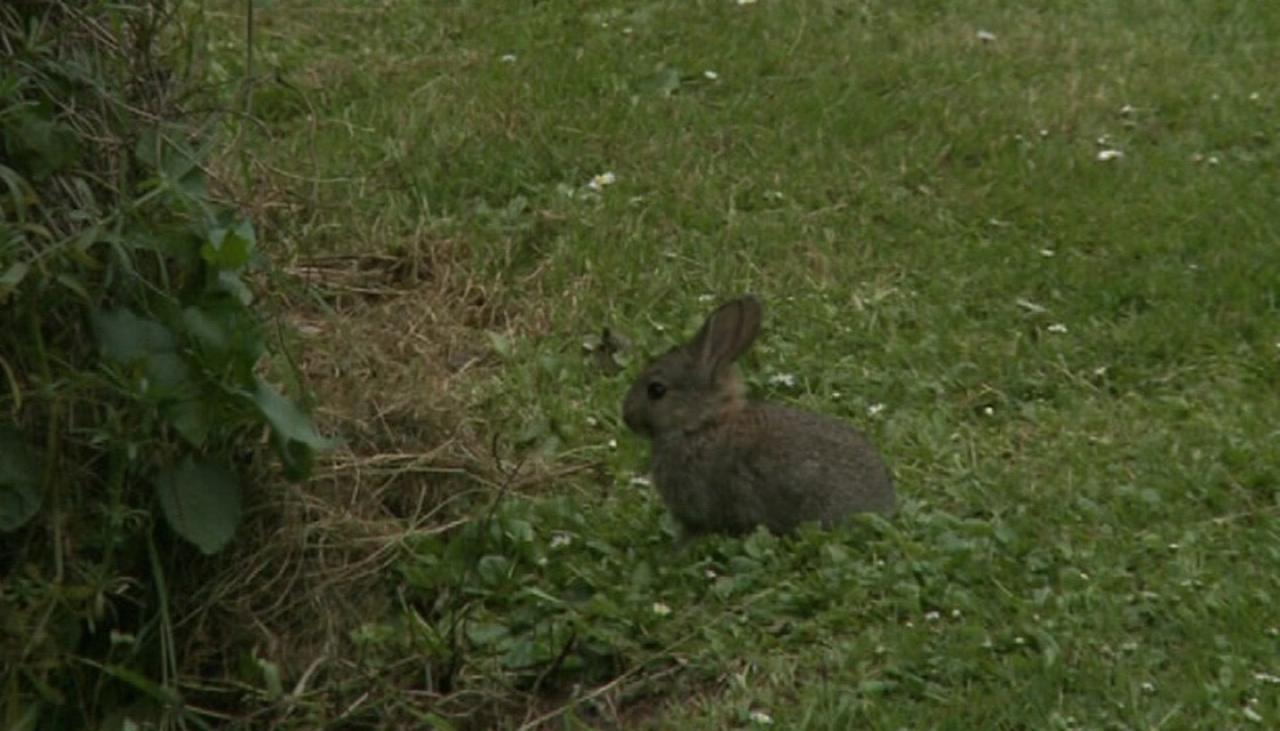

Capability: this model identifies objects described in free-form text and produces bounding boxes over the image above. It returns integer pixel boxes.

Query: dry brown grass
[153,5,607,723]
[166,233,530,720]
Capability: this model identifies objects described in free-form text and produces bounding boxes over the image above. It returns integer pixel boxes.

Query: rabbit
[622,294,895,536]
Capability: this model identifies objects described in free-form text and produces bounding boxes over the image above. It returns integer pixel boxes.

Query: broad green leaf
[6,111,82,180]
[500,638,541,670]
[477,555,511,586]
[256,656,284,700]
[131,227,202,266]
[0,427,41,532]
[201,219,256,271]
[181,301,265,373]
[91,308,176,364]
[134,128,206,198]
[143,352,191,392]
[486,330,513,359]
[155,459,242,555]
[506,518,534,543]
[0,262,29,301]
[0,164,32,222]
[823,543,850,563]
[466,622,511,646]
[181,306,229,351]
[164,399,212,447]
[252,379,334,450]
[216,269,255,305]
[91,308,193,394]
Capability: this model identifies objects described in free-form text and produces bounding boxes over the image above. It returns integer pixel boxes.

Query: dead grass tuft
[170,235,530,719]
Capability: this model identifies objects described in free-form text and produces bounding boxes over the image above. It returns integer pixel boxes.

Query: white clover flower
[976,29,996,43]
[608,438,618,449]
[1141,681,1156,693]
[767,372,797,388]
[924,610,941,622]
[1119,103,1136,115]
[704,70,719,80]
[652,602,672,616]
[587,171,617,191]
[867,403,886,417]
[1039,248,1056,257]
[550,533,573,549]
[1207,155,1220,166]
[1047,323,1068,333]
[1249,92,1261,101]
[982,406,995,416]
[1096,149,1124,162]
[951,608,962,618]
[500,54,517,63]
[1243,702,1262,723]
[748,709,774,725]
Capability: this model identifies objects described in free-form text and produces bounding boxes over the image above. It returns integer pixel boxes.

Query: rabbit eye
[646,381,667,400]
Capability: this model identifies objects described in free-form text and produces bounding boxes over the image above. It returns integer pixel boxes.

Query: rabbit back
[651,402,894,535]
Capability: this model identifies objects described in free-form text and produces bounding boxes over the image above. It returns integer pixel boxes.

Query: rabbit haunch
[622,295,895,536]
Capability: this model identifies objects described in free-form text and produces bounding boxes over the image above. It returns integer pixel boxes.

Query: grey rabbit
[622,294,894,536]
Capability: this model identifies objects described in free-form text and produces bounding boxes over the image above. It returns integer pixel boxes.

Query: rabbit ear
[688,295,763,383]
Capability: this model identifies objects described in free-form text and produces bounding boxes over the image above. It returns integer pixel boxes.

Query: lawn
[208,0,1280,727]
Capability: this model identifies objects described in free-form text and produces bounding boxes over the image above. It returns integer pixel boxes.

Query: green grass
[214,0,1280,727]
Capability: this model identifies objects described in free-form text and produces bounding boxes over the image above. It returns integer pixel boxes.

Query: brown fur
[623,295,894,536]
